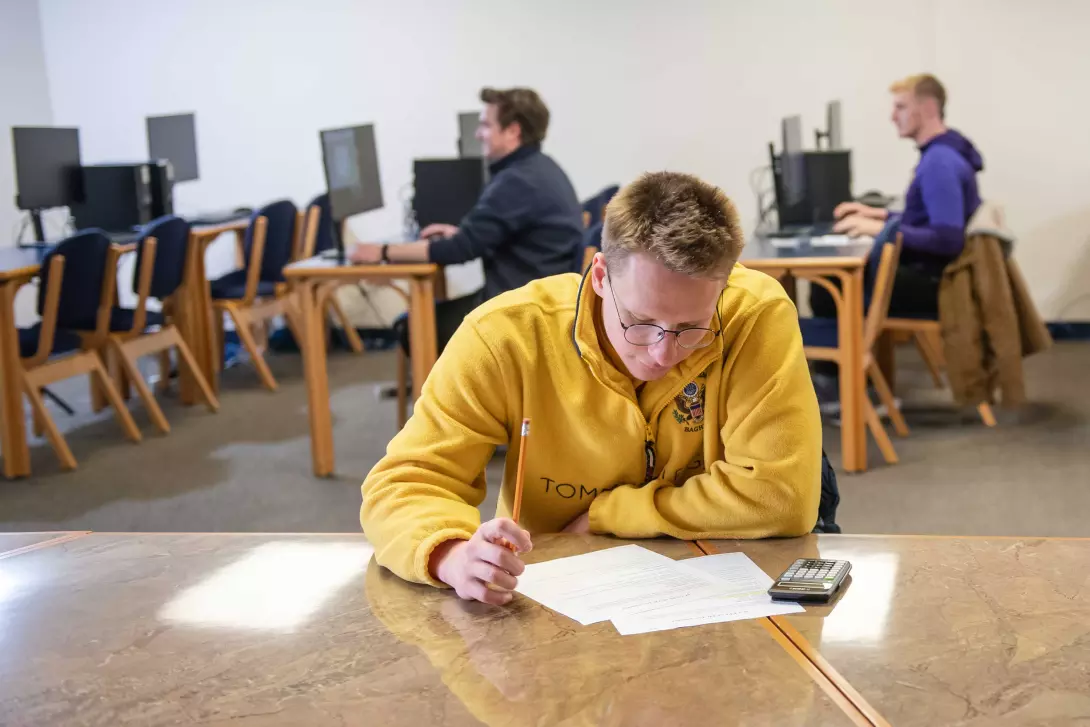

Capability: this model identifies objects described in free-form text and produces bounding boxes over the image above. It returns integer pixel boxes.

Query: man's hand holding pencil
[430,519,532,605]
[429,418,535,606]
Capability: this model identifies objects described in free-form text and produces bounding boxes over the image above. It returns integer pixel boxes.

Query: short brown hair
[602,172,745,279]
[890,73,947,119]
[479,87,550,145]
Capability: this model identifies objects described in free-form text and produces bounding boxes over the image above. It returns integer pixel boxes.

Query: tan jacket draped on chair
[938,201,1052,407]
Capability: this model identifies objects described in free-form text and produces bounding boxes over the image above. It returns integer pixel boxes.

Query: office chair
[799,237,906,466]
[99,215,219,434]
[18,231,142,470]
[209,200,300,391]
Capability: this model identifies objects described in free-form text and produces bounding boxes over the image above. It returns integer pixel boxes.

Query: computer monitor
[319,123,384,263]
[827,100,843,150]
[12,127,82,211]
[458,111,483,158]
[779,115,806,208]
[413,159,485,229]
[147,113,199,182]
[12,126,83,242]
[320,124,383,222]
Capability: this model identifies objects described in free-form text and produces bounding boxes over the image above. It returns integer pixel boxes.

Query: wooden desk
[0,532,859,726]
[178,220,250,402]
[741,240,873,473]
[283,258,441,477]
[701,535,1090,727]
[0,246,49,478]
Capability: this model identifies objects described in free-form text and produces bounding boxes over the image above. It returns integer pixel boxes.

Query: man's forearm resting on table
[587,461,819,541]
[384,240,431,263]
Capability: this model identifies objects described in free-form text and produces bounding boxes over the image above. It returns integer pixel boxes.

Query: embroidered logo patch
[672,380,706,428]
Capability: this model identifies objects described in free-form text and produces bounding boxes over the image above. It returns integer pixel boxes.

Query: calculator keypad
[780,559,846,584]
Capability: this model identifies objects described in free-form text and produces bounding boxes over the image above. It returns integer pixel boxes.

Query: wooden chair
[883,316,996,427]
[18,234,141,470]
[296,194,364,354]
[800,237,907,465]
[101,216,219,434]
[208,200,299,391]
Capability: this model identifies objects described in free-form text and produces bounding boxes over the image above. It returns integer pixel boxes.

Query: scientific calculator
[768,558,851,603]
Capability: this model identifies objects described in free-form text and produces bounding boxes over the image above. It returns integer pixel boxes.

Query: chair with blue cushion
[296,193,364,354]
[209,200,300,391]
[18,232,142,470]
[800,236,906,465]
[101,216,219,434]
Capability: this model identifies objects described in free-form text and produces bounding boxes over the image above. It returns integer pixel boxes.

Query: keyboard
[188,208,253,226]
[769,222,836,238]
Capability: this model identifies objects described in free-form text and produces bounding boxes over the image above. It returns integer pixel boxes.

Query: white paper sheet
[611,552,803,635]
[514,545,730,626]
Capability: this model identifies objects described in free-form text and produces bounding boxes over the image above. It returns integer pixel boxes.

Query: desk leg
[875,329,896,393]
[407,277,438,400]
[177,238,202,405]
[839,269,867,473]
[300,281,334,477]
[0,282,30,478]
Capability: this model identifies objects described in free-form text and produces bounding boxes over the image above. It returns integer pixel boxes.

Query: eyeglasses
[606,274,722,350]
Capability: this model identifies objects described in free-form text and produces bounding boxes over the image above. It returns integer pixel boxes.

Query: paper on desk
[611,552,803,635]
[514,545,730,626]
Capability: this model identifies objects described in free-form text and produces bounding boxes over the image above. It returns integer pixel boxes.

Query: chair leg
[213,308,226,373]
[326,295,364,354]
[156,349,172,394]
[927,330,947,368]
[113,342,170,435]
[226,306,278,391]
[32,396,46,438]
[978,402,997,427]
[89,357,142,443]
[173,335,220,412]
[912,332,945,388]
[865,399,899,465]
[25,383,77,470]
[106,344,132,402]
[868,363,910,437]
[89,369,108,413]
[396,346,408,430]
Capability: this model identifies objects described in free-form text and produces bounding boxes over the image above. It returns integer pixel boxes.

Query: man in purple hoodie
[830,74,984,318]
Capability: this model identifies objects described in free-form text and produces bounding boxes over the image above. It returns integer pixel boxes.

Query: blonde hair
[890,73,947,119]
[602,172,744,279]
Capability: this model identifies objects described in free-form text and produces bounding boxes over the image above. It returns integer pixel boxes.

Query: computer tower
[148,160,174,218]
[412,158,486,229]
[70,163,155,233]
[803,151,851,224]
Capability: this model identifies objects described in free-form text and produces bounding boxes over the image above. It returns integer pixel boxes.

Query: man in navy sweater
[830,74,984,318]
[350,87,583,302]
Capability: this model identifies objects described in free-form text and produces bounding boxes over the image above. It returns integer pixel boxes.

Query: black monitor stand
[332,217,347,265]
[17,209,50,248]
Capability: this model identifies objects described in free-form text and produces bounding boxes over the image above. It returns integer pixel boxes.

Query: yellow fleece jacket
[361,267,822,585]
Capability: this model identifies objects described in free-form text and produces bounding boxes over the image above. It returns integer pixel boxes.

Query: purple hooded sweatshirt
[895,129,984,270]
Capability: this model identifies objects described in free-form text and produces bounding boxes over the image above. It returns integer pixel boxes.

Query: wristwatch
[380,244,390,263]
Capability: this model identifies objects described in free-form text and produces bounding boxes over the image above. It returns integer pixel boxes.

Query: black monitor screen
[12,126,82,210]
[458,111,482,158]
[147,113,199,182]
[320,124,383,222]
[413,158,485,229]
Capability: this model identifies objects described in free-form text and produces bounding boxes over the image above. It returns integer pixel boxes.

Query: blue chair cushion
[799,317,841,349]
[18,325,83,359]
[64,308,166,334]
[209,270,278,301]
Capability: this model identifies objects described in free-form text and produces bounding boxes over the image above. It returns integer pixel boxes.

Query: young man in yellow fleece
[361,171,821,604]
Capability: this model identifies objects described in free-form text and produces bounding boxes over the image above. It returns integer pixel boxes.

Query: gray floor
[1,342,1087,538]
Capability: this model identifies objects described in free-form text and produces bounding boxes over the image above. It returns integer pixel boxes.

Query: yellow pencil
[503,418,531,553]
[511,417,531,524]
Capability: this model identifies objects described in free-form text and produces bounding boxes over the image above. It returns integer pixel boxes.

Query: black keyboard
[770,222,836,238]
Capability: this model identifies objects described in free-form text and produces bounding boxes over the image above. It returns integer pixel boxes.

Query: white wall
[1,0,54,323]
[30,0,1089,317]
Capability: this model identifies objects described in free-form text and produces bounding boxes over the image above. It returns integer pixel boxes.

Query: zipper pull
[643,423,655,484]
